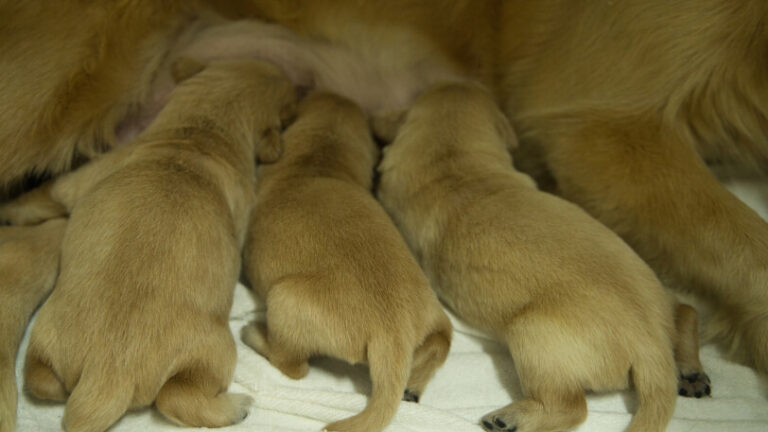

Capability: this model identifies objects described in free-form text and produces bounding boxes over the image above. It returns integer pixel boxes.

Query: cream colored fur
[2,59,296,432]
[377,83,679,432]
[0,220,66,432]
[241,92,452,432]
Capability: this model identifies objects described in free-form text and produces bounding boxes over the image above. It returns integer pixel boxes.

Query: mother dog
[1,0,767,383]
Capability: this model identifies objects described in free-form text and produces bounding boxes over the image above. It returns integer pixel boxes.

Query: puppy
[0,219,66,432]
[241,92,452,432]
[377,83,684,432]
[16,58,296,432]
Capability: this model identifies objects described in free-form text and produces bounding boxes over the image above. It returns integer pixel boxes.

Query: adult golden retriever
[1,0,767,427]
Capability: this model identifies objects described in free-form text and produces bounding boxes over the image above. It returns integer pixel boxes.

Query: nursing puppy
[16,59,296,432]
[0,219,66,432]
[241,92,452,432]
[377,83,681,432]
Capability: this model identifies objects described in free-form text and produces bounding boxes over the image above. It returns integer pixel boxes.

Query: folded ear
[170,57,207,84]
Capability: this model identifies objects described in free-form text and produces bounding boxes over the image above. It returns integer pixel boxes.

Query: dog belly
[116,18,463,145]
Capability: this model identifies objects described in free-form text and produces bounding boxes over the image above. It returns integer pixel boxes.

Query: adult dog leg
[545,115,768,372]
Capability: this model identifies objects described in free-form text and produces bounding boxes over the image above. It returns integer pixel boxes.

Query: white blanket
[14,180,768,432]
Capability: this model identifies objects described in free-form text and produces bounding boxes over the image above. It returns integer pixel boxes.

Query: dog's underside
[1,0,768,424]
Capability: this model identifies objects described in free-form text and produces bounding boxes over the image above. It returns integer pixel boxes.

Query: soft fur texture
[2,0,768,429]
[377,83,682,432]
[2,58,296,432]
[0,219,66,432]
[241,92,452,432]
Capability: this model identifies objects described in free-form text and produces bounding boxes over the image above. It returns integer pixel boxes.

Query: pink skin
[114,19,463,144]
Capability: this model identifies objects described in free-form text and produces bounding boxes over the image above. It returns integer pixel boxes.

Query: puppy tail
[626,346,677,432]
[63,367,133,432]
[0,356,17,432]
[325,337,411,432]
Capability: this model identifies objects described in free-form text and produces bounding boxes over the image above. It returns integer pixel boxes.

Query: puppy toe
[402,389,420,403]
[480,412,518,432]
[678,372,712,398]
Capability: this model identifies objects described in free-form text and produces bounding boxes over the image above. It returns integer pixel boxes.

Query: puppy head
[170,57,298,163]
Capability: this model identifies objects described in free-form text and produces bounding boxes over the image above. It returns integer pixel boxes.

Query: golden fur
[2,0,768,429]
[1,58,296,432]
[241,92,452,432]
[0,219,66,432]
[377,83,681,432]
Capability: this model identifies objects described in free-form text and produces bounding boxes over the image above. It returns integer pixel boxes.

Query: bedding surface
[13,180,768,432]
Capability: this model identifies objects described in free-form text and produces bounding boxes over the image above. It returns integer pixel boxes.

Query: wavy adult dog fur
[1,0,768,428]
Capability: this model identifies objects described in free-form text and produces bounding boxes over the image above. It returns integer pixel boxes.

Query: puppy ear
[170,57,206,84]
[255,128,284,164]
[371,110,407,143]
[495,111,519,152]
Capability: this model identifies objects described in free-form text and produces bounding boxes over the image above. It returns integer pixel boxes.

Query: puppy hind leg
[482,320,588,432]
[673,303,711,398]
[63,368,133,432]
[23,355,67,402]
[155,373,252,428]
[241,321,309,380]
[480,389,587,432]
[404,323,452,402]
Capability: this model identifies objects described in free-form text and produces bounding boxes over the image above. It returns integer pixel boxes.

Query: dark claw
[482,420,494,431]
[695,391,703,398]
[494,418,507,428]
[679,388,688,396]
[402,389,420,403]
[705,385,711,396]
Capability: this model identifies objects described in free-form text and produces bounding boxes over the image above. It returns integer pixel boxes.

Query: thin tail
[626,347,677,432]
[63,367,133,432]
[325,338,411,432]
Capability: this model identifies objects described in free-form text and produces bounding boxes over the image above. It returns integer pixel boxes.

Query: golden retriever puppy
[377,83,681,432]
[4,0,768,383]
[241,92,452,432]
[0,219,66,432]
[15,58,296,432]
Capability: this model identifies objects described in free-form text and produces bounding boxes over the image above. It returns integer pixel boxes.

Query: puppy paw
[678,372,711,398]
[225,393,254,425]
[481,412,518,432]
[402,389,420,403]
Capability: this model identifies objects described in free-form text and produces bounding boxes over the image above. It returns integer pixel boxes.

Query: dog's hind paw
[402,389,420,403]
[480,414,517,432]
[677,372,711,398]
